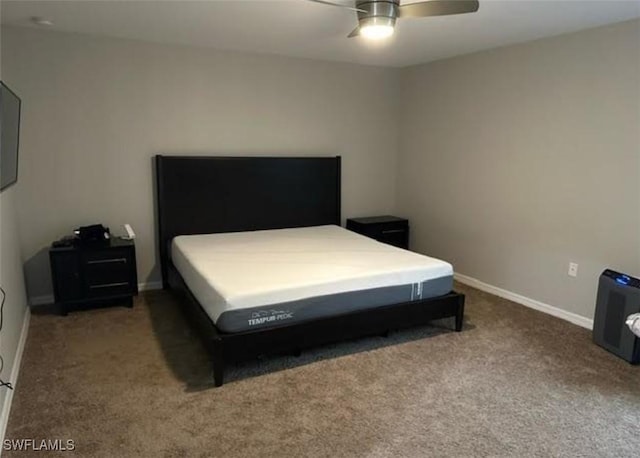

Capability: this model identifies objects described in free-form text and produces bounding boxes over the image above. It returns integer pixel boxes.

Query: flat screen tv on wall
[0,81,21,192]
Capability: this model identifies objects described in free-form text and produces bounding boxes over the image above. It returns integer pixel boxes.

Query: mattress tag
[411,282,422,300]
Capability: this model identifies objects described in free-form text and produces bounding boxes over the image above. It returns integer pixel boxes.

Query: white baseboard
[28,295,54,307]
[0,308,31,446]
[454,272,594,330]
[139,281,162,292]
[29,281,163,307]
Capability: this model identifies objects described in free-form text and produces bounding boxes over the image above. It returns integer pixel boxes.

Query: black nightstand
[49,237,138,315]
[346,215,409,249]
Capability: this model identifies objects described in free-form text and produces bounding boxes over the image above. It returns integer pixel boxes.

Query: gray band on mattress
[215,275,453,333]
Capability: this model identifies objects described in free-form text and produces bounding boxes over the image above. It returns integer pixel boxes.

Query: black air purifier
[593,270,640,364]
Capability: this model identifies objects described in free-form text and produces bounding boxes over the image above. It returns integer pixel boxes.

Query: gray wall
[397,19,640,319]
[0,38,29,431]
[3,20,639,321]
[1,27,401,301]
[0,188,28,416]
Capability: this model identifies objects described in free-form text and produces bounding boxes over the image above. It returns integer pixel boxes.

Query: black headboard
[155,155,341,287]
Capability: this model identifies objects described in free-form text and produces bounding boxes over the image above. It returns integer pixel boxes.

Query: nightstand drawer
[84,262,131,285]
[346,216,409,249]
[83,249,132,283]
[83,250,134,296]
[376,226,408,248]
[83,248,131,265]
[86,280,134,298]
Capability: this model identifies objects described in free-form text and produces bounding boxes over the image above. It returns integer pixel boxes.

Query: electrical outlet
[568,262,578,277]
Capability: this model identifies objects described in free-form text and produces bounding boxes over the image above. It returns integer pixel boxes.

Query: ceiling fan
[309,0,479,39]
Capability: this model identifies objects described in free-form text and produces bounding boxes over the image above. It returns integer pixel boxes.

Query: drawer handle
[89,282,130,289]
[381,229,405,234]
[87,258,127,265]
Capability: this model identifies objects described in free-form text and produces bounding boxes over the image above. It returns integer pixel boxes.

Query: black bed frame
[155,155,465,386]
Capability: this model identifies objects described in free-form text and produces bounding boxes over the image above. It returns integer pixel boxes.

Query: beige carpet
[5,283,639,457]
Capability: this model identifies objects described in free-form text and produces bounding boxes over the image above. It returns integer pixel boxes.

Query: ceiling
[1,0,639,67]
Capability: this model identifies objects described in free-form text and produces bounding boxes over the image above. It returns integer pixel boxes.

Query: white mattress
[171,225,453,325]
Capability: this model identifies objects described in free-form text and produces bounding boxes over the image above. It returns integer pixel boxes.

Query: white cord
[626,313,640,338]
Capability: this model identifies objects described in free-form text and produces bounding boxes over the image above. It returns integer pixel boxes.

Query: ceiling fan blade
[307,0,367,14]
[398,0,479,18]
[347,26,360,38]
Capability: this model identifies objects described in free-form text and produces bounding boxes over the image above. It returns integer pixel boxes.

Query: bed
[155,155,465,386]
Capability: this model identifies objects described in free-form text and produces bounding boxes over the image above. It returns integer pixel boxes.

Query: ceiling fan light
[358,15,396,40]
[360,24,395,39]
